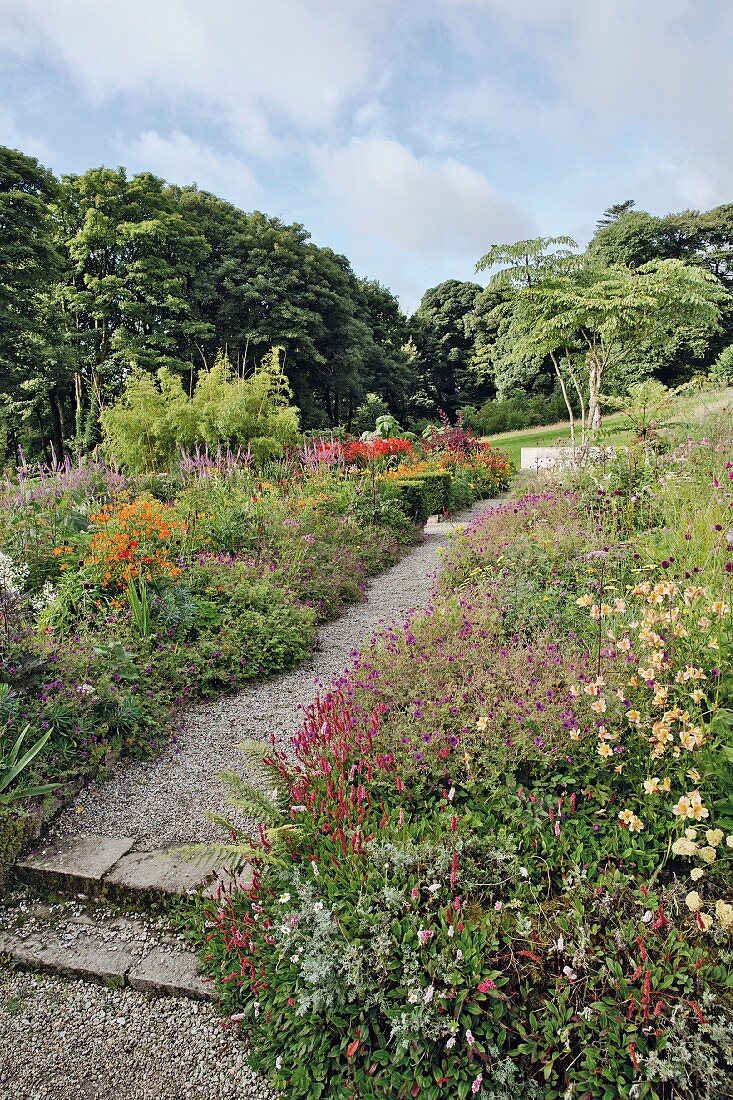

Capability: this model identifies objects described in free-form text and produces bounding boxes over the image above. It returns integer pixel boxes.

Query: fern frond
[219,769,287,825]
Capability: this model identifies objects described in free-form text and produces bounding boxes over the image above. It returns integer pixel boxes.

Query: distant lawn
[485,386,733,468]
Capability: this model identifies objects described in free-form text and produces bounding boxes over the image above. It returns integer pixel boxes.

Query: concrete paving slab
[128,946,211,1000]
[0,924,138,984]
[104,847,220,898]
[14,834,135,893]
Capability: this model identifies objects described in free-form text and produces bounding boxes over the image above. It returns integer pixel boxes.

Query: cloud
[434,0,733,212]
[314,137,532,257]
[114,130,259,207]
[0,106,53,162]
[0,0,392,155]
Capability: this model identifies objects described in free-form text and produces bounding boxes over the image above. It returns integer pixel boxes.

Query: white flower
[278,893,291,904]
[448,787,455,801]
[313,901,324,912]
[520,867,529,878]
[275,1056,282,1071]
[423,984,434,1003]
[445,1036,456,1050]
[311,860,319,877]
[428,883,441,894]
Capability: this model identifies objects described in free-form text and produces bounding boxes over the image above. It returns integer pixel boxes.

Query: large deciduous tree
[410,279,484,417]
[55,168,211,449]
[0,146,64,460]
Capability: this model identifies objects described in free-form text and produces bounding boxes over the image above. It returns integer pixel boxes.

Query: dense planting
[0,432,509,872]
[203,434,733,1100]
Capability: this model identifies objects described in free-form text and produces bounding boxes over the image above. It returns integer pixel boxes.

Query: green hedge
[387,471,454,522]
[388,479,430,524]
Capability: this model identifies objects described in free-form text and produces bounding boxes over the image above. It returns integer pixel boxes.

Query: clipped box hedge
[387,470,453,522]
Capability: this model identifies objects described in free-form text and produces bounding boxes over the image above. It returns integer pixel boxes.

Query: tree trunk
[49,390,65,462]
[586,351,604,438]
[550,352,575,449]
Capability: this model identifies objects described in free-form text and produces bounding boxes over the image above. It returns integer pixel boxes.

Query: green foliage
[101,349,300,472]
[0,724,56,804]
[711,344,733,384]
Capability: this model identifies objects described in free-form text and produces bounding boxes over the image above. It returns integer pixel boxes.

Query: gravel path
[0,501,499,1100]
[53,503,497,849]
[0,970,277,1100]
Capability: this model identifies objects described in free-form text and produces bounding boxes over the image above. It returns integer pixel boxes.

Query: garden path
[0,499,500,1100]
[52,502,495,849]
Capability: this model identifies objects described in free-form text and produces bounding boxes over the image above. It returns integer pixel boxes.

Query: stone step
[0,902,212,1000]
[14,833,250,904]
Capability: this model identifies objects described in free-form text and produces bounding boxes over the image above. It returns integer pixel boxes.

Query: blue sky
[1,0,732,311]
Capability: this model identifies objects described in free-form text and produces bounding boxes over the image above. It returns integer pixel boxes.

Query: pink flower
[472,1074,483,1094]
[465,1029,475,1046]
[411,887,420,900]
[418,929,433,945]
[477,978,496,993]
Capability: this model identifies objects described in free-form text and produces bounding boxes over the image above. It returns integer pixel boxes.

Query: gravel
[0,968,277,1100]
[53,503,498,849]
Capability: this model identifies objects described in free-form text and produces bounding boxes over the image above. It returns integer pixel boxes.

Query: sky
[1,0,732,312]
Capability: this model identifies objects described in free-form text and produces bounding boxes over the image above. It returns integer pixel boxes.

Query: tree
[410,279,484,417]
[492,255,725,444]
[0,146,64,461]
[596,200,636,228]
[55,168,211,450]
[472,238,582,431]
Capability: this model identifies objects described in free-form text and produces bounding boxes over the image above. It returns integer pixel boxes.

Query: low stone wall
[520,445,615,471]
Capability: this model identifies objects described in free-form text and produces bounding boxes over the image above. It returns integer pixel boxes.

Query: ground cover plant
[0,427,510,879]
[203,426,733,1100]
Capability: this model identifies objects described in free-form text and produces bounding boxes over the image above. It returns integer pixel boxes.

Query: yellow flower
[618,809,643,831]
[597,742,613,758]
[686,767,701,783]
[690,867,705,881]
[698,912,713,931]
[690,689,704,704]
[643,777,661,794]
[688,791,710,821]
[672,796,693,819]
[685,827,699,840]
[591,698,607,714]
[618,637,632,653]
[476,716,489,732]
[708,638,720,650]
[569,728,581,741]
[714,900,733,931]
[727,835,733,848]
[710,600,729,617]
[698,616,711,631]
[698,846,717,865]
[706,829,724,847]
[685,890,702,912]
[576,594,593,607]
[626,709,641,724]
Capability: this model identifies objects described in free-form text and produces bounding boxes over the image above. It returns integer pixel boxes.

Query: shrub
[101,349,300,473]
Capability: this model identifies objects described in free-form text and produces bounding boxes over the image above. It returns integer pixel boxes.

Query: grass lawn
[485,385,733,467]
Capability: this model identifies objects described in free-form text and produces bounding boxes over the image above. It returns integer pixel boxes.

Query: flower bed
[202,435,733,1100]
[0,434,510,885]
